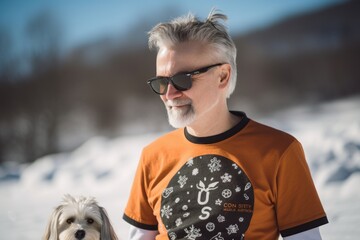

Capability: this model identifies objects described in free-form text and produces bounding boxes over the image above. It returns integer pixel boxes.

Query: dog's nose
[75,229,86,239]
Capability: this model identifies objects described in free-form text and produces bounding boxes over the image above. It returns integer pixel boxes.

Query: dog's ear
[99,206,118,240]
[42,205,63,240]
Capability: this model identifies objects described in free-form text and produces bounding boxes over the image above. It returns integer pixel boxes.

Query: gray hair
[148,9,237,98]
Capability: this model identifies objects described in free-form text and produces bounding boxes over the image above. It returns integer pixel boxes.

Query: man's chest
[150,154,255,240]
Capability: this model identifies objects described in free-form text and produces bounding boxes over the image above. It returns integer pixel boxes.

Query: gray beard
[165,99,195,128]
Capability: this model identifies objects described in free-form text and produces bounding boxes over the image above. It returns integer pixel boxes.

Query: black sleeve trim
[280,216,329,237]
[122,214,158,231]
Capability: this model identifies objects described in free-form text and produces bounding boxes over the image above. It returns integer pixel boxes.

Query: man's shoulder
[246,118,299,145]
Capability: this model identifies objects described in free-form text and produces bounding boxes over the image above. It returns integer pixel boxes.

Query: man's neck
[186,109,241,137]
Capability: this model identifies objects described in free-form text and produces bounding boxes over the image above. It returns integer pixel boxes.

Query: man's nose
[165,82,182,100]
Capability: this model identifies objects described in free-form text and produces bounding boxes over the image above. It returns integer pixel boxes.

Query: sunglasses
[147,63,223,95]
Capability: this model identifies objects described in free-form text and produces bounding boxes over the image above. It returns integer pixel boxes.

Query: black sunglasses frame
[147,63,224,95]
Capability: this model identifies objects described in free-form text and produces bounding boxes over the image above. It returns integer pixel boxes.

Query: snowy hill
[0,96,359,239]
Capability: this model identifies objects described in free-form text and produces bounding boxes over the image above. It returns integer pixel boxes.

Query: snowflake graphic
[215,199,222,205]
[184,225,202,240]
[175,218,183,227]
[217,214,225,222]
[208,157,222,173]
[178,175,188,188]
[192,168,199,176]
[161,205,173,219]
[226,224,239,235]
[186,159,194,167]
[221,173,232,183]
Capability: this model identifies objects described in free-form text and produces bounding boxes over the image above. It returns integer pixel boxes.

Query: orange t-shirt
[123,112,328,240]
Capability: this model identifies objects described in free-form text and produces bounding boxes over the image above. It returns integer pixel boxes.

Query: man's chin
[167,110,195,128]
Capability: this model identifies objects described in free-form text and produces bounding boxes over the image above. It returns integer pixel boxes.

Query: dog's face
[43,195,118,240]
[57,196,102,240]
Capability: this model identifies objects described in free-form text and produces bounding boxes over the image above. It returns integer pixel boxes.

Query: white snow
[1,96,359,240]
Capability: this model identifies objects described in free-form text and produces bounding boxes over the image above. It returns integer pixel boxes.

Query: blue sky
[0,0,344,55]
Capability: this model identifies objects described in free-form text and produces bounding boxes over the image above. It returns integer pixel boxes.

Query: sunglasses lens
[148,74,192,95]
[172,74,192,91]
[150,77,168,94]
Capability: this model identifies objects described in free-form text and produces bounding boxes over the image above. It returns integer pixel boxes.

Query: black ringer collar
[184,111,249,144]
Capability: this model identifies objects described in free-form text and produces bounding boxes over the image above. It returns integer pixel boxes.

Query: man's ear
[219,64,231,89]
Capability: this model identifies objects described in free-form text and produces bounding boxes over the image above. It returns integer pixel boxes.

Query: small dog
[43,194,118,240]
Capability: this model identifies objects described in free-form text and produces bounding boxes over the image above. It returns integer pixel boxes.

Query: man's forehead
[165,40,213,55]
[156,42,214,65]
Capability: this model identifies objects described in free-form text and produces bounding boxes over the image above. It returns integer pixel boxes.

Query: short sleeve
[123,151,158,230]
[276,140,328,237]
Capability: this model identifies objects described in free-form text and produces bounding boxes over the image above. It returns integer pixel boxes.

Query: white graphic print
[162,187,173,198]
[245,182,251,191]
[210,232,224,240]
[199,206,212,220]
[178,175,188,188]
[160,154,254,239]
[217,214,225,222]
[175,218,183,227]
[208,157,222,172]
[196,180,219,205]
[226,224,239,235]
[186,159,194,167]
[184,225,202,239]
[244,193,249,201]
[169,232,177,240]
[206,222,215,232]
[220,173,232,183]
[222,189,232,198]
[161,205,173,219]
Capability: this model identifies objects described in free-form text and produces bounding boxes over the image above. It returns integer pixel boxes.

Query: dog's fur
[43,194,118,240]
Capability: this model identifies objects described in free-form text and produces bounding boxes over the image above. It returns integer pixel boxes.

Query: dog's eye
[87,218,94,224]
[66,218,74,224]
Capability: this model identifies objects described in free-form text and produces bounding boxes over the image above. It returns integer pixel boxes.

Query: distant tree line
[0,1,359,164]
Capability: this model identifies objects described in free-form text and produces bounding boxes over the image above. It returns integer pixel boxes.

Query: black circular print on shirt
[160,154,254,240]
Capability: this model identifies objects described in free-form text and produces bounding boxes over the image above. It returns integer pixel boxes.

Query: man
[123,9,328,240]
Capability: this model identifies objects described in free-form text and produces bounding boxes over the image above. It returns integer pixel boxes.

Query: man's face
[156,41,225,128]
